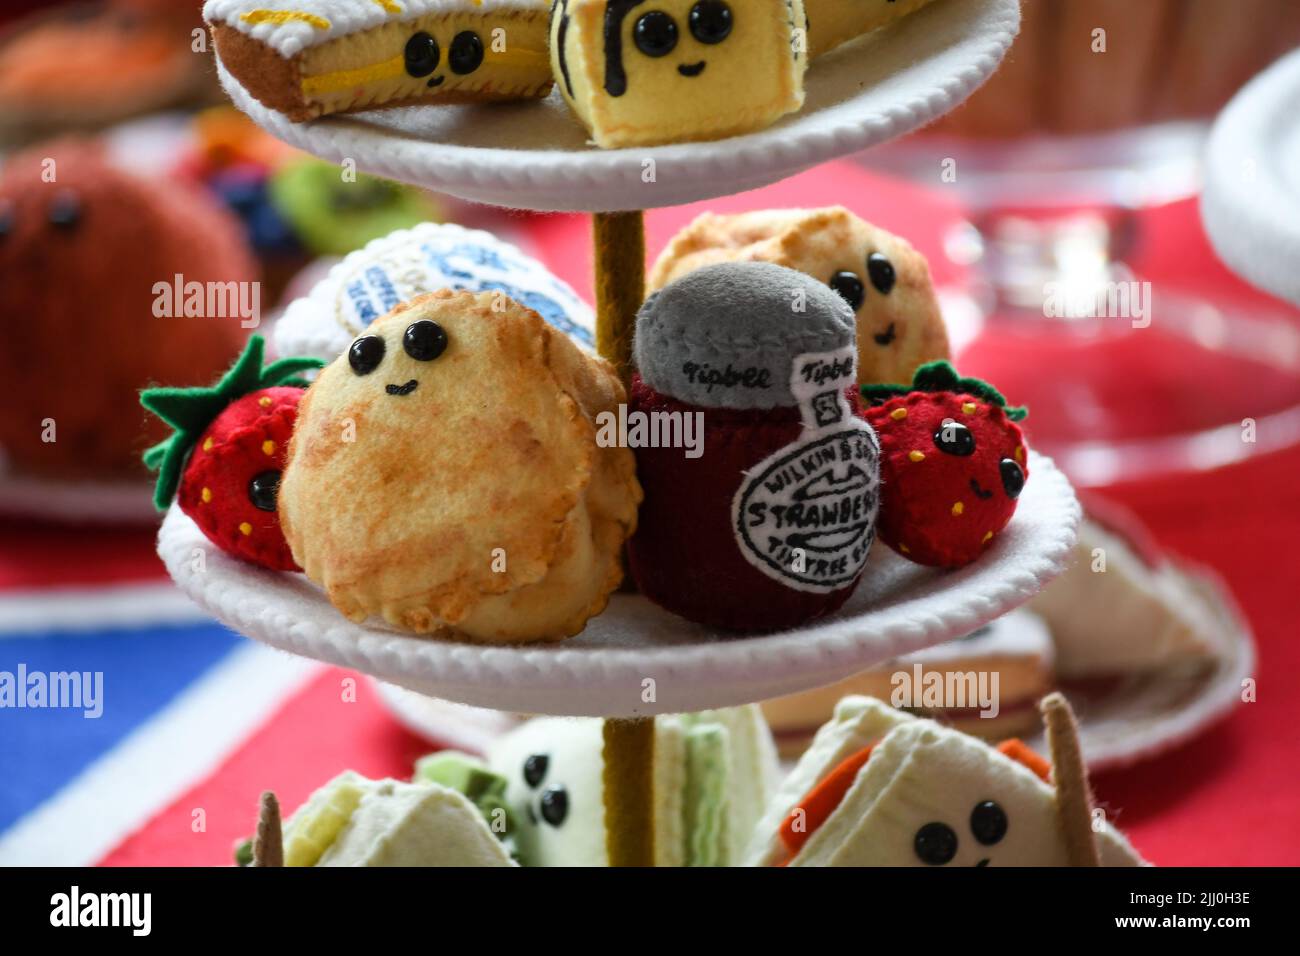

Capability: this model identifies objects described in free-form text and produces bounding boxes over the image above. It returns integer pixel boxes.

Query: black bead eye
[348,335,385,376]
[449,30,484,74]
[689,1,732,44]
[933,419,976,456]
[1000,458,1025,499]
[403,320,448,361]
[539,785,568,827]
[829,271,865,311]
[523,754,548,789]
[48,190,82,230]
[404,31,440,77]
[867,252,896,294]
[970,800,1008,846]
[914,821,958,865]
[634,11,678,57]
[248,470,281,512]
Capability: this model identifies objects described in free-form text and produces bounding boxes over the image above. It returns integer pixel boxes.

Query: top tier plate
[219,0,1020,212]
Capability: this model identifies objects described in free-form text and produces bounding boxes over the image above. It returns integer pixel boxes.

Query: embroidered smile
[387,380,419,396]
[969,478,993,500]
[678,61,706,77]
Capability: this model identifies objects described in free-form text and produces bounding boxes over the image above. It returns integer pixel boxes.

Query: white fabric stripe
[0,583,210,637]
[0,644,321,866]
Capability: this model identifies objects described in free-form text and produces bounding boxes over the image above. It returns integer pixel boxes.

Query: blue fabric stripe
[0,620,241,833]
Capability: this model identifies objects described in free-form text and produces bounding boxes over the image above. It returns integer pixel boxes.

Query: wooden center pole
[592,210,654,867]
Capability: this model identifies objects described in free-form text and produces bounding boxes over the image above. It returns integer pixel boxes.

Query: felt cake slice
[205,0,554,121]
[761,608,1056,757]
[804,0,939,58]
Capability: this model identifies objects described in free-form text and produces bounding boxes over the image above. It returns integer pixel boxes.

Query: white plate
[218,0,1020,212]
[1203,47,1300,307]
[156,450,1078,718]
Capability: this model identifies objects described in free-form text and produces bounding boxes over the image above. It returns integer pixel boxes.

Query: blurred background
[1,0,1298,866]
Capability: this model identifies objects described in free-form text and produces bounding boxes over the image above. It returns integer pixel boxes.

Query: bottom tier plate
[158,452,1077,717]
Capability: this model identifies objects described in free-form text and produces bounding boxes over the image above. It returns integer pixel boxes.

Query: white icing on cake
[274,222,596,361]
[896,606,1053,667]
[204,0,548,58]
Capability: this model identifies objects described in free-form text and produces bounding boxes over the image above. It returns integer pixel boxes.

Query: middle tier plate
[157,450,1078,718]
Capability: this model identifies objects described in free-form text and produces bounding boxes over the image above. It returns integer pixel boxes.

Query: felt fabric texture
[274,221,597,362]
[1027,516,1221,679]
[551,0,808,149]
[267,158,441,257]
[804,0,939,57]
[634,261,857,409]
[278,290,641,643]
[863,362,1029,569]
[486,706,779,866]
[1202,47,1300,308]
[215,0,1020,211]
[648,207,950,388]
[626,375,874,631]
[141,336,323,573]
[0,140,254,479]
[1040,693,1101,867]
[252,791,283,866]
[757,698,1145,867]
[760,607,1055,753]
[602,716,656,867]
[593,209,644,383]
[155,449,1079,716]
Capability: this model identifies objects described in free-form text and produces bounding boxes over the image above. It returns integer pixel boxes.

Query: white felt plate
[372,569,1252,770]
[218,0,1020,212]
[157,451,1077,717]
[1202,47,1300,307]
[1025,570,1255,771]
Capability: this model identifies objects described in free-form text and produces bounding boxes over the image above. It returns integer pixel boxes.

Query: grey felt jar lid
[633,262,857,409]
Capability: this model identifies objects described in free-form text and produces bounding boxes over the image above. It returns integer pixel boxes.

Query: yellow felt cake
[550,0,808,148]
[205,0,554,121]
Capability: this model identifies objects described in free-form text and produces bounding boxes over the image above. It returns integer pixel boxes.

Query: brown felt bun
[0,139,256,480]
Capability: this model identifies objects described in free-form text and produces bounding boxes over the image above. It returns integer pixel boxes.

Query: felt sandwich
[746,696,1146,867]
[205,0,554,121]
[487,706,779,866]
[256,767,517,866]
[762,607,1056,757]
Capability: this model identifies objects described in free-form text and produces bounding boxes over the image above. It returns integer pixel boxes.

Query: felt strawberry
[862,362,1028,569]
[141,336,323,571]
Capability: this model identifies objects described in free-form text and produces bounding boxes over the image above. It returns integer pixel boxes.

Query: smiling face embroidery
[553,0,806,147]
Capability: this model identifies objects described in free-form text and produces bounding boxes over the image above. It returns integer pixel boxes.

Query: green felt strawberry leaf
[139,336,325,511]
[861,360,1029,422]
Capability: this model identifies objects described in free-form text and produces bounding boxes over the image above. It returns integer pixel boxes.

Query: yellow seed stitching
[201,487,212,504]
[259,396,273,408]
[982,531,993,544]
[908,450,925,462]
[951,502,964,516]
[899,543,910,554]
[890,407,908,421]
[240,10,331,30]
[239,522,253,536]
[262,440,276,456]
[962,402,977,415]
[202,437,214,452]
[1015,446,1025,463]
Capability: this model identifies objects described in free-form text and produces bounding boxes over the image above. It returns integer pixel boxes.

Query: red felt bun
[176,387,304,571]
[865,390,1028,568]
[626,375,865,633]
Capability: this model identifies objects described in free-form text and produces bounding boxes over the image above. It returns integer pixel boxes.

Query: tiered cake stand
[160,0,1047,865]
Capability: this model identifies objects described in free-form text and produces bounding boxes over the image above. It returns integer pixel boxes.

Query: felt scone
[648,208,949,386]
[550,0,808,148]
[279,289,641,643]
[746,697,1146,867]
[205,0,554,122]
[804,0,939,58]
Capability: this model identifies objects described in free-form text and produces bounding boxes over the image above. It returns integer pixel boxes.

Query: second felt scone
[280,290,641,644]
[649,207,950,386]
